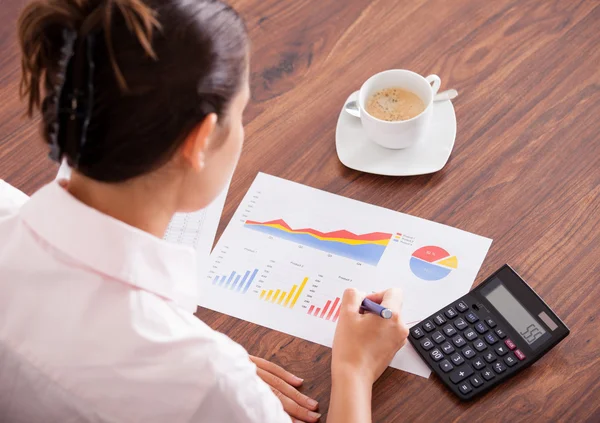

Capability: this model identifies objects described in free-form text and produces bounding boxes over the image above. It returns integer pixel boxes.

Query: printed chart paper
[200,173,492,378]
[163,186,228,276]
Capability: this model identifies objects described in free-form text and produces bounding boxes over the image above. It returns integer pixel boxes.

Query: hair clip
[48,29,78,163]
[53,29,96,166]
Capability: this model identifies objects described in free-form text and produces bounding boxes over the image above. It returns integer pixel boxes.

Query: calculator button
[462,346,476,359]
[493,361,507,374]
[410,326,425,339]
[449,364,474,383]
[484,352,497,363]
[504,354,518,367]
[441,342,455,354]
[454,318,468,330]
[456,301,469,312]
[482,368,496,380]
[465,311,479,323]
[495,345,508,356]
[434,314,446,325]
[484,333,498,345]
[475,322,488,334]
[473,339,487,351]
[442,324,457,337]
[439,359,454,373]
[470,375,484,388]
[472,358,486,370]
[459,382,472,395]
[450,353,465,366]
[494,328,507,339]
[452,334,467,348]
[420,338,434,351]
[432,331,446,344]
[430,348,444,362]
[423,321,435,332]
[514,350,526,361]
[505,339,517,350]
[485,318,497,328]
[464,328,477,341]
[445,307,458,319]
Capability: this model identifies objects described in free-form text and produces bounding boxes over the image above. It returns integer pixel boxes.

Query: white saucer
[335,92,457,176]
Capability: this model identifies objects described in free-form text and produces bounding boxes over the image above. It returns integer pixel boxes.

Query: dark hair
[18,0,248,182]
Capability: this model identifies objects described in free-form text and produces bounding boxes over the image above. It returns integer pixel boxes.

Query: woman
[0,0,409,422]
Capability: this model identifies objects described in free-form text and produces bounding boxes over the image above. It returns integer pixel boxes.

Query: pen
[361,298,393,319]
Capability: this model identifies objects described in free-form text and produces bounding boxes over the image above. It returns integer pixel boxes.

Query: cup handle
[426,75,441,96]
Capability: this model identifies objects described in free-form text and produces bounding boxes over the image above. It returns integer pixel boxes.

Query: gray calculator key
[423,320,435,332]
[441,342,455,354]
[485,333,498,345]
[430,348,444,362]
[465,311,479,323]
[439,359,453,373]
[459,382,472,395]
[464,328,477,341]
[450,353,464,366]
[495,345,509,356]
[450,364,474,383]
[452,334,467,347]
[470,375,484,387]
[475,322,488,334]
[442,324,457,337]
[420,338,434,351]
[482,368,495,380]
[462,346,476,359]
[445,307,458,319]
[434,314,447,325]
[472,358,486,370]
[432,331,446,344]
[410,326,425,339]
[454,318,468,330]
[493,361,507,374]
[484,351,497,363]
[473,338,487,351]
[456,301,469,312]
[504,354,518,367]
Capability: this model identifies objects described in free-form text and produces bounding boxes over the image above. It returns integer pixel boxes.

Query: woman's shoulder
[0,180,29,218]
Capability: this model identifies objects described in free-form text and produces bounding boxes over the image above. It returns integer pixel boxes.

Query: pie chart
[409,246,458,281]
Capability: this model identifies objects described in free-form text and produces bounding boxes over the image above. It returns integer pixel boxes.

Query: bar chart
[212,268,258,294]
[307,296,341,322]
[259,276,308,309]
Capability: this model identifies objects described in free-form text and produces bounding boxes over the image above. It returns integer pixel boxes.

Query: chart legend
[259,276,309,308]
[307,296,341,322]
[245,219,392,265]
[409,246,458,281]
[212,268,258,293]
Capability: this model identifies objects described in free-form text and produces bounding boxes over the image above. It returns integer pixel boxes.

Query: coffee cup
[354,70,441,149]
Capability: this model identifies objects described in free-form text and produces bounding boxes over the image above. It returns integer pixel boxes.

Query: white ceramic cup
[357,70,441,149]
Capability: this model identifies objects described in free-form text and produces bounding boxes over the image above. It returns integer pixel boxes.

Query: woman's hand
[331,288,409,385]
[250,355,321,423]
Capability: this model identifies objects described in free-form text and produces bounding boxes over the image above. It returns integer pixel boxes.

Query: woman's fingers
[250,355,304,387]
[257,368,319,411]
[269,386,322,423]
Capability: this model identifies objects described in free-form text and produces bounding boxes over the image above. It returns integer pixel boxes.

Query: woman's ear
[181,113,218,172]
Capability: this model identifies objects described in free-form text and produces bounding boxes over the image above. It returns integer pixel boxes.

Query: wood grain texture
[1,0,598,421]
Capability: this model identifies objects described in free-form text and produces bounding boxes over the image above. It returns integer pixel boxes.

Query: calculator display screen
[483,278,547,348]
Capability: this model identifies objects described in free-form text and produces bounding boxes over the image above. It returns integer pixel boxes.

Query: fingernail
[294,376,304,383]
[308,411,322,419]
[307,398,318,408]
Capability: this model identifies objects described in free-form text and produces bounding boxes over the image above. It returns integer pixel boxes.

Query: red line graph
[245,219,392,241]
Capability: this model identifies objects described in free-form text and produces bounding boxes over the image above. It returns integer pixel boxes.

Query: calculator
[408,265,569,400]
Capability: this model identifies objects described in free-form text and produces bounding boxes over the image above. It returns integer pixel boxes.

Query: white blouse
[0,180,290,423]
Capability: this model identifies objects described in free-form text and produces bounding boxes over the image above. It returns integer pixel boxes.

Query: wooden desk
[1,0,598,421]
